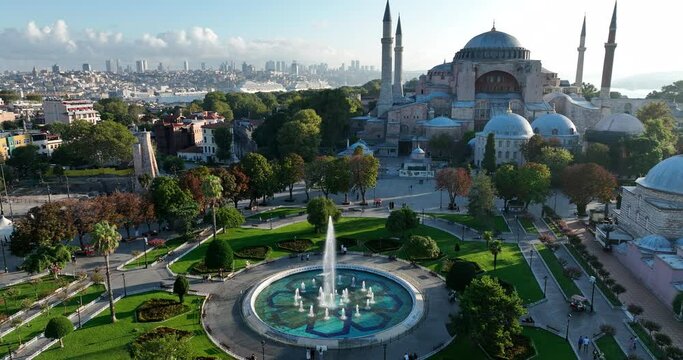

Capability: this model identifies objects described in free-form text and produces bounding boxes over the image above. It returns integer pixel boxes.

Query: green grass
[595,335,627,360]
[3,283,105,353]
[0,276,75,318]
[246,207,306,221]
[544,217,563,237]
[63,168,134,177]
[627,321,665,359]
[36,291,228,360]
[535,244,582,298]
[124,236,188,269]
[429,213,510,233]
[431,327,574,359]
[519,217,538,234]
[565,244,622,307]
[171,218,543,304]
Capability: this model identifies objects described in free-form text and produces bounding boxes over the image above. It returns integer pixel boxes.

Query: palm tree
[489,240,503,270]
[91,221,121,323]
[201,175,223,241]
[482,230,494,248]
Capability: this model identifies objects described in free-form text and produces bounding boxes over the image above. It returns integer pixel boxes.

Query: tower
[393,15,403,99]
[600,2,617,99]
[377,0,393,117]
[574,16,586,87]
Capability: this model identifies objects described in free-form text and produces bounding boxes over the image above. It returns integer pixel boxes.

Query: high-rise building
[115,59,121,74]
[105,59,113,73]
[183,60,189,71]
[82,63,92,72]
[201,62,206,71]
[157,62,164,72]
[275,61,282,72]
[265,60,276,72]
[52,64,61,74]
[135,60,144,73]
[291,61,299,76]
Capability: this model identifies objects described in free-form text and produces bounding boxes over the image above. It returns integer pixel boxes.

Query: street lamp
[0,236,7,273]
[439,189,443,209]
[383,343,387,360]
[461,224,465,242]
[529,249,534,267]
[143,237,148,269]
[77,295,82,328]
[589,276,596,313]
[122,273,127,297]
[543,275,548,297]
[565,313,572,341]
[261,340,265,360]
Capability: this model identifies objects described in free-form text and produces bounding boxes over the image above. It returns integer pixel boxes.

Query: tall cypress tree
[482,133,496,174]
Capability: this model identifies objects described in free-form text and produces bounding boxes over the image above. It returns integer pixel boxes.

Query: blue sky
[0,0,680,90]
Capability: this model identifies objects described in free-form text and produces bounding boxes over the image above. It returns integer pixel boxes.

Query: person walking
[583,337,590,353]
[578,336,584,351]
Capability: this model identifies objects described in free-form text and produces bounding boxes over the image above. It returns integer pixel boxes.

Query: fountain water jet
[299,302,305,312]
[301,282,306,293]
[355,304,361,317]
[361,281,366,292]
[322,216,337,308]
[365,299,371,310]
[308,305,315,318]
[324,308,330,320]
[340,308,347,320]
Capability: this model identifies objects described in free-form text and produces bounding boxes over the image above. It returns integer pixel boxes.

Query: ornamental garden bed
[190,261,227,275]
[234,245,270,260]
[364,238,402,253]
[136,298,190,322]
[132,326,191,346]
[277,238,313,252]
[440,257,484,275]
[337,237,358,248]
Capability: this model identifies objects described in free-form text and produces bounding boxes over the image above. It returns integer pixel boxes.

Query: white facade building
[43,99,101,125]
[474,109,533,167]
[31,133,62,156]
[201,122,232,163]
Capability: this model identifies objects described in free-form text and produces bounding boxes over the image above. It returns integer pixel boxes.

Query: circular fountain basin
[241,264,424,349]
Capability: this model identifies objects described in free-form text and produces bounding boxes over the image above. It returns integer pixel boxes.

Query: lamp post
[383,343,387,360]
[143,237,148,269]
[0,164,13,221]
[543,275,548,297]
[565,313,572,341]
[461,225,465,242]
[77,295,82,328]
[261,340,265,360]
[529,249,534,267]
[1,236,7,273]
[589,276,596,313]
[65,175,71,199]
[439,189,443,209]
[122,273,127,297]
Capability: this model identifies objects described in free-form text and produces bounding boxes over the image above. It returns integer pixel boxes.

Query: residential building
[31,133,62,156]
[201,122,232,163]
[43,99,101,124]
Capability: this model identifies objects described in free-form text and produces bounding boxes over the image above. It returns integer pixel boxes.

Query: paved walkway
[569,220,683,349]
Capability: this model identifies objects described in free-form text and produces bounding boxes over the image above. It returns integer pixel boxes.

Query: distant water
[155,94,207,104]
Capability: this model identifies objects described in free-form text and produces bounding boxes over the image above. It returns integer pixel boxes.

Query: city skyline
[0,0,680,92]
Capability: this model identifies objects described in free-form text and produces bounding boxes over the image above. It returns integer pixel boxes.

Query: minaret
[377,0,393,117]
[393,15,403,100]
[600,2,617,99]
[574,15,586,87]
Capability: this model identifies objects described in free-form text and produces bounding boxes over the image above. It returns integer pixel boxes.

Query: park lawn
[523,327,575,360]
[535,244,582,298]
[3,283,105,353]
[124,235,188,269]
[36,291,228,360]
[595,335,627,360]
[428,213,510,233]
[246,207,306,221]
[430,336,488,360]
[0,275,75,318]
[171,218,542,304]
[63,168,134,177]
[519,217,538,234]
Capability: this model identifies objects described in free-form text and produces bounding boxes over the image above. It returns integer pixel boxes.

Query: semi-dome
[531,113,577,136]
[636,155,683,195]
[635,234,673,253]
[425,116,459,128]
[482,110,533,137]
[464,29,522,49]
[592,113,645,135]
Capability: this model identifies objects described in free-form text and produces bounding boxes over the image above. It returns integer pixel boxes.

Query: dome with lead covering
[464,29,522,49]
[593,113,645,135]
[482,111,533,138]
[636,155,683,195]
[531,113,577,136]
[635,234,673,253]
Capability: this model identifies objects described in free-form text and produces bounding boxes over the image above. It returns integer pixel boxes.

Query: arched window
[505,151,509,159]
[497,151,502,158]
[552,129,559,135]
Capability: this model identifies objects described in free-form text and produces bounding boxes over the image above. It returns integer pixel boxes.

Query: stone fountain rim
[241,264,425,349]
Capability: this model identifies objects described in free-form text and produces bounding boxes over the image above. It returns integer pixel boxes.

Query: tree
[225,165,249,208]
[214,126,233,162]
[203,92,233,119]
[10,202,77,256]
[446,260,477,292]
[162,156,185,175]
[130,333,192,360]
[7,145,46,179]
[537,147,573,186]
[516,163,551,209]
[241,153,273,206]
[108,192,143,239]
[306,197,341,233]
[326,157,352,202]
[173,275,189,303]
[646,80,683,103]
[482,231,494,248]
[581,82,599,101]
[385,207,419,239]
[201,174,223,242]
[276,109,322,161]
[151,177,199,231]
[435,167,472,210]
[403,235,439,260]
[562,163,616,216]
[623,137,663,177]
[280,153,305,201]
[306,156,335,198]
[459,276,525,357]
[0,90,20,104]
[205,238,234,271]
[88,121,137,166]
[349,154,379,205]
[583,143,611,168]
[428,133,456,160]
[642,320,661,336]
[467,174,496,219]
[494,164,518,211]
[519,135,547,163]
[44,316,73,348]
[91,221,121,323]
[627,304,644,322]
[213,207,245,233]
[489,240,502,270]
[482,133,496,173]
[22,244,71,275]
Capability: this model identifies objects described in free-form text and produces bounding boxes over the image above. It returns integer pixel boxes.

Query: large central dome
[464,29,522,49]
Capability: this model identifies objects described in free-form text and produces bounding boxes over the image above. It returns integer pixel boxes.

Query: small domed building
[614,155,683,309]
[399,146,434,178]
[530,111,580,150]
[584,112,645,145]
[474,108,534,167]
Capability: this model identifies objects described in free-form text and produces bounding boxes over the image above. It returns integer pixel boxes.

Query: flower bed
[276,238,313,252]
[364,238,402,253]
[136,298,190,322]
[234,245,270,260]
[132,326,191,346]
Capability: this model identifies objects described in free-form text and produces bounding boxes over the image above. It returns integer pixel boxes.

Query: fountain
[301,282,306,293]
[365,298,371,310]
[324,308,330,320]
[308,305,315,318]
[367,287,373,298]
[322,217,337,308]
[369,292,375,304]
[355,304,361,317]
[361,281,366,292]
[312,278,316,287]
[340,308,347,320]
[351,276,356,288]
[299,302,305,312]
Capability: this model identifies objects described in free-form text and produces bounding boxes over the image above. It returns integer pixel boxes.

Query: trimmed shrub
[563,266,582,280]
[446,259,478,292]
[130,327,192,359]
[136,298,190,322]
[132,326,191,345]
[654,333,672,347]
[44,316,73,348]
[277,239,313,252]
[664,346,683,360]
[204,238,234,271]
[600,324,616,336]
[173,276,189,304]
[234,246,270,260]
[403,235,440,260]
